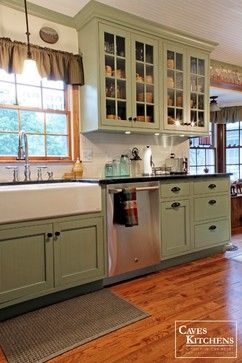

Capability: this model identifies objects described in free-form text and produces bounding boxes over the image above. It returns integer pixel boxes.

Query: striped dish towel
[122,188,138,227]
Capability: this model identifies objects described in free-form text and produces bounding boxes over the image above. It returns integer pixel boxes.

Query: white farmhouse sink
[0,182,101,224]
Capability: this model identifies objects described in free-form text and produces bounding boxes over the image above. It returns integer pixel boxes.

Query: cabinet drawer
[194,195,229,221]
[193,178,229,195]
[160,182,190,198]
[194,219,230,248]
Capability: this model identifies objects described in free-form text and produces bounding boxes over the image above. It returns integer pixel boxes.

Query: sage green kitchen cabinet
[54,217,105,288]
[161,199,191,257]
[162,43,210,135]
[78,1,216,135]
[160,177,230,259]
[0,223,54,304]
[79,20,159,132]
[0,214,105,308]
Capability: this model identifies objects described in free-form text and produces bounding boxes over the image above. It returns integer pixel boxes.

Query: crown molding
[0,0,73,28]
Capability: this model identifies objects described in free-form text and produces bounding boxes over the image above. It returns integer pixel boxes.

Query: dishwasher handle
[109,186,159,194]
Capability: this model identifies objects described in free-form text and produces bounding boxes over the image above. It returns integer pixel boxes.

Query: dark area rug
[0,289,149,363]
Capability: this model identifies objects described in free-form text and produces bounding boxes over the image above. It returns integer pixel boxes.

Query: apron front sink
[0,182,101,224]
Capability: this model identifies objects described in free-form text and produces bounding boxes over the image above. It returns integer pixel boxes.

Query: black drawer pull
[55,231,61,237]
[171,186,181,192]
[133,117,137,121]
[208,199,217,205]
[208,183,216,189]
[47,232,53,238]
[128,116,132,121]
[171,202,181,208]
[209,225,217,231]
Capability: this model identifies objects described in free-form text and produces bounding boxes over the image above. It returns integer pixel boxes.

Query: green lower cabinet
[194,219,230,249]
[54,217,105,288]
[161,200,190,257]
[0,224,54,304]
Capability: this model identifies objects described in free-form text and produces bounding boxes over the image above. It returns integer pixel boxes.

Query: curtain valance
[210,106,242,124]
[0,37,84,85]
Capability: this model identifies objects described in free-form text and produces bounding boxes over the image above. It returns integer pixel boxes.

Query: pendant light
[22,0,40,80]
[210,96,220,112]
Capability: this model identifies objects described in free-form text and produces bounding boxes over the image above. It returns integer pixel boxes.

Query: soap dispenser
[73,158,83,179]
[143,145,152,175]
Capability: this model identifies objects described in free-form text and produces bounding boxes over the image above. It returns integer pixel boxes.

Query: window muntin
[225,122,242,180]
[0,69,70,160]
[189,123,216,174]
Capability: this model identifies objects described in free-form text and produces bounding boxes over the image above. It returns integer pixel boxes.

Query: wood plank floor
[1,231,242,363]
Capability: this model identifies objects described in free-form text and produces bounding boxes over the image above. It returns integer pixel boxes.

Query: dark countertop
[80,173,231,185]
[0,173,231,186]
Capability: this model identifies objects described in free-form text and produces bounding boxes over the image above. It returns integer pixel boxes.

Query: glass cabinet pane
[135,41,155,124]
[104,32,127,121]
[166,49,184,126]
[189,56,206,127]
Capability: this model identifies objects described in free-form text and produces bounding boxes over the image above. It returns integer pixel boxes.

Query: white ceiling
[28,0,242,105]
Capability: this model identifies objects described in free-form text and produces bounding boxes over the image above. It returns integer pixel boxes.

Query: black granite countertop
[0,173,231,186]
[80,173,231,185]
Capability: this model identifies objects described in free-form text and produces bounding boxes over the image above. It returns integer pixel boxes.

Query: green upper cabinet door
[53,217,105,288]
[0,223,54,304]
[187,49,209,135]
[162,42,210,135]
[100,23,160,131]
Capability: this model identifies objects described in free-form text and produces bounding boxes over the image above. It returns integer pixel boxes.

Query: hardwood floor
[1,233,242,363]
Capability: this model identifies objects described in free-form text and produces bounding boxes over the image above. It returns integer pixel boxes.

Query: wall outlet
[82,149,93,162]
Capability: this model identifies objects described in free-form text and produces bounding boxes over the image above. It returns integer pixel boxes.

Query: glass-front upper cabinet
[163,43,209,134]
[99,23,159,130]
[164,43,185,130]
[188,51,209,132]
[132,35,159,129]
[100,25,131,127]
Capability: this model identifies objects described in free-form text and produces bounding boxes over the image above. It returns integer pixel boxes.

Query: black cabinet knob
[47,232,53,238]
[55,231,61,237]
[133,117,137,121]
[171,186,181,192]
[208,184,216,189]
[171,202,181,208]
[209,225,217,231]
[128,116,132,121]
[209,199,217,205]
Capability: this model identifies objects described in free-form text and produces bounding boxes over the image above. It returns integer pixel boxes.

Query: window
[0,69,71,161]
[189,123,216,174]
[226,122,242,180]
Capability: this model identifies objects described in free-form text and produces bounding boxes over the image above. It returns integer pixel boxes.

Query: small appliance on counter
[165,153,188,174]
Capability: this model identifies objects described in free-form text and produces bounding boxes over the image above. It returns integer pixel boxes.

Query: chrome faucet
[17,131,31,181]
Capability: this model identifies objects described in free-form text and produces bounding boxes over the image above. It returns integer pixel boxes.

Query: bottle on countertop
[73,158,83,179]
[120,154,130,176]
[143,145,153,175]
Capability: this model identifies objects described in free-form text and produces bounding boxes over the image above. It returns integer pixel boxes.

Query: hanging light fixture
[210,96,221,112]
[22,0,40,80]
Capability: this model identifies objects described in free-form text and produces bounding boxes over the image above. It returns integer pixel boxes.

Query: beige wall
[0,5,78,53]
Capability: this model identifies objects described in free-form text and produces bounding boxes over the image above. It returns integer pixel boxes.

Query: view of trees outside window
[226,121,242,181]
[189,123,215,174]
[0,69,69,159]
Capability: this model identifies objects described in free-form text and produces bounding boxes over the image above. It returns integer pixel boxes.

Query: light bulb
[22,59,41,81]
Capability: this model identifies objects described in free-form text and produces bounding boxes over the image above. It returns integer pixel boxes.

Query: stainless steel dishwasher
[106,181,160,278]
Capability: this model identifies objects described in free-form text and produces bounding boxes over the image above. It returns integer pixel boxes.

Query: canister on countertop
[130,147,142,177]
[120,154,130,176]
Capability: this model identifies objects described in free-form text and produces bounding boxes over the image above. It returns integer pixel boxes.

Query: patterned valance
[0,37,84,85]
